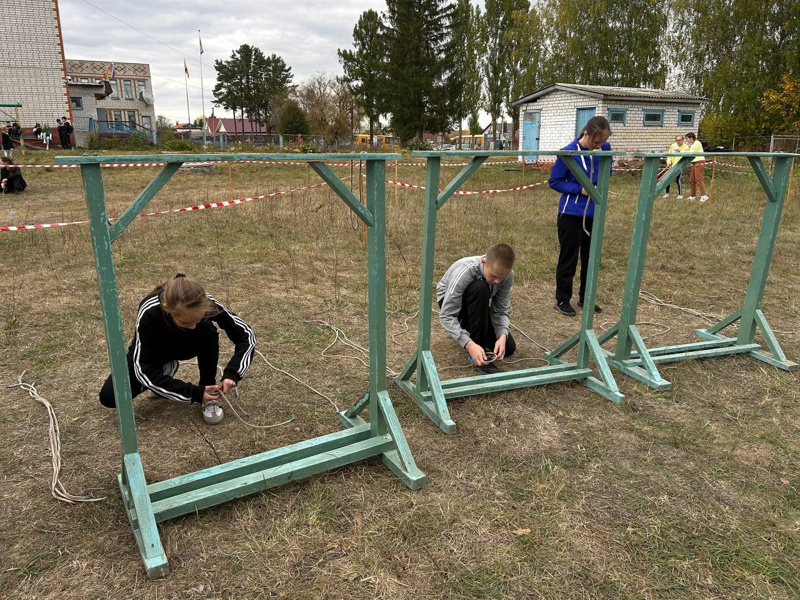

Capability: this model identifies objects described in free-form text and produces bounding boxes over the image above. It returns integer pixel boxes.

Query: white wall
[0,0,70,127]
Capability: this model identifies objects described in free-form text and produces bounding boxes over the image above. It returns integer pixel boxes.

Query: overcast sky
[59,0,387,124]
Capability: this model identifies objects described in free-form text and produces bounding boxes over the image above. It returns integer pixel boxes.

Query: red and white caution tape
[383,177,547,194]
[0,177,350,232]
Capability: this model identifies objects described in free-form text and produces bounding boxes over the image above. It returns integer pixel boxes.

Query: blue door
[576,107,596,138]
[522,111,540,164]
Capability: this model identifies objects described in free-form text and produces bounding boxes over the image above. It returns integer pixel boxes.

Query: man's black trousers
[556,213,593,305]
[440,279,516,355]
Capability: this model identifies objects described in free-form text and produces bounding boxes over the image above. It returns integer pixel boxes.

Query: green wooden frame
[598,152,798,390]
[55,153,426,578]
[395,150,627,434]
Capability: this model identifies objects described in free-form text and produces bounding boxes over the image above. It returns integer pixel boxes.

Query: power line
[150,71,206,93]
[77,0,213,68]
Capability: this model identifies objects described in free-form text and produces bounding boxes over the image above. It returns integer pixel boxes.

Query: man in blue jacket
[548,116,612,317]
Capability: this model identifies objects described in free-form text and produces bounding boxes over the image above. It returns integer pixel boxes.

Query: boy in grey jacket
[436,244,517,374]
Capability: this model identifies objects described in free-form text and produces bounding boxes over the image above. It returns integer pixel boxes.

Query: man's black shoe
[554,301,577,317]
[577,300,603,313]
[476,362,501,375]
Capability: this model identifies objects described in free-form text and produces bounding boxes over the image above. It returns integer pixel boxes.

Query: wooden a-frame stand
[57,153,426,578]
[395,150,627,435]
[597,152,798,388]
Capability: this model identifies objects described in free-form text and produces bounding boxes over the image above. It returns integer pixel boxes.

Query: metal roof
[513,83,709,105]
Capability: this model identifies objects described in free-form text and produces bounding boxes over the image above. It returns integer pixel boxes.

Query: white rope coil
[7,372,105,505]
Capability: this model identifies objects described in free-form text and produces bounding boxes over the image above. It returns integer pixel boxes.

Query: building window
[678,110,695,126]
[127,111,137,125]
[70,96,83,110]
[79,77,90,83]
[110,80,120,99]
[112,110,123,122]
[136,80,147,98]
[141,115,152,130]
[608,108,627,125]
[643,110,664,126]
[123,80,135,100]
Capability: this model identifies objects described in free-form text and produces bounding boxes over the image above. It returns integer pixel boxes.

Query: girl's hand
[203,385,220,403]
[220,379,237,394]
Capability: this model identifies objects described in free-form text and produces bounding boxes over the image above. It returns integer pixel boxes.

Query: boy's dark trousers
[440,279,516,356]
[556,213,593,305]
[98,329,220,408]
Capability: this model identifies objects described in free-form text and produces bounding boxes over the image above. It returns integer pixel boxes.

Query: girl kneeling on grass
[99,274,256,424]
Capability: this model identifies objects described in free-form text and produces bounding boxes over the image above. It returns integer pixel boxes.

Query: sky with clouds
[59,0,388,124]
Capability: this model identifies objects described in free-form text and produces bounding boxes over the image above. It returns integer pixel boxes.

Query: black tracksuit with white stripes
[99,290,256,408]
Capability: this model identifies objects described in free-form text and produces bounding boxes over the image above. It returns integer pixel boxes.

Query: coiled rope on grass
[7,371,105,505]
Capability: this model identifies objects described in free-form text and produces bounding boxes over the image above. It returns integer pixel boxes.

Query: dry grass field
[1,150,798,599]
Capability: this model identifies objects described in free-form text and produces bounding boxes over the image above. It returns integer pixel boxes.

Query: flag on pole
[184,60,190,78]
[108,62,116,80]
[199,33,204,55]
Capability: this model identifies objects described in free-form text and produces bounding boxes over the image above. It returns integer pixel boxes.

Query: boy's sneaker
[554,301,577,317]
[577,300,603,313]
[476,362,501,375]
[663,193,669,199]
[700,195,709,202]
[676,195,683,200]
[202,402,224,425]
[688,196,696,200]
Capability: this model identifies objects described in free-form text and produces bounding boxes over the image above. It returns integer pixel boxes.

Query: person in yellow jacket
[686,132,709,202]
[663,134,689,199]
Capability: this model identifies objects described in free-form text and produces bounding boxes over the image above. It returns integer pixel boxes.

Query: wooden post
[228,162,234,202]
[709,156,717,200]
[787,157,795,204]
[360,162,367,246]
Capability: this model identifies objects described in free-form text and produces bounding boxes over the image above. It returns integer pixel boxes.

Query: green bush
[406,138,433,151]
[86,133,150,151]
[160,139,198,152]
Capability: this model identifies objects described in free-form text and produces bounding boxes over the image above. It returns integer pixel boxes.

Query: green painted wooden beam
[307,161,375,226]
[151,436,396,522]
[437,156,487,208]
[55,153,402,164]
[439,362,580,389]
[633,151,800,158]
[122,453,169,578]
[413,150,625,157]
[436,368,593,399]
[109,163,183,242]
[148,425,371,502]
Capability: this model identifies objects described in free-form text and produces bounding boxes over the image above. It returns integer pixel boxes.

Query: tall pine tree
[383,0,456,141]
[338,10,387,147]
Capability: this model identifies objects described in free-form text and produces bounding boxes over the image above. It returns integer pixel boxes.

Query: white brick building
[0,0,71,127]
[513,83,709,161]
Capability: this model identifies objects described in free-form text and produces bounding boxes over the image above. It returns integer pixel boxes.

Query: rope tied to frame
[7,371,106,504]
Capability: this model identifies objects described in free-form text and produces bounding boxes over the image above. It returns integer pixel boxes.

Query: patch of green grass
[445,564,510,599]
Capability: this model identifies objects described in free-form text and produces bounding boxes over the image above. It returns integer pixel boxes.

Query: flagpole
[184,63,191,129]
[199,30,207,145]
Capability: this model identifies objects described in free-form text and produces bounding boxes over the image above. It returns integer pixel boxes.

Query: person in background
[41,124,52,150]
[663,134,689,199]
[1,126,13,158]
[685,132,709,202]
[1,157,27,194]
[61,116,73,149]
